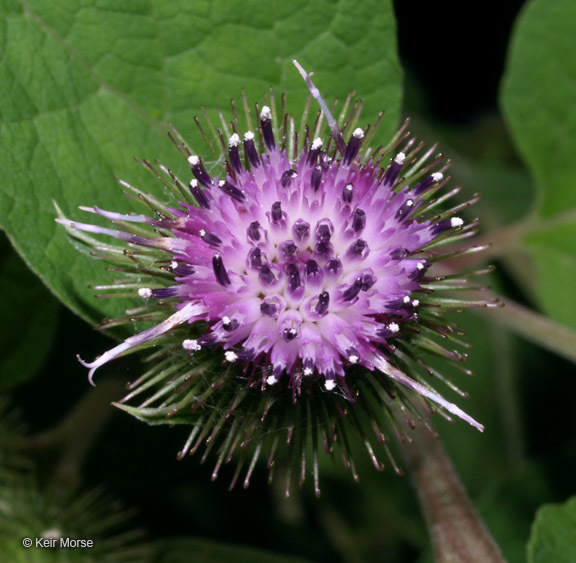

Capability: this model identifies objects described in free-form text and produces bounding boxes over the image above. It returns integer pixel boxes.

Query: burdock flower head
[57,62,494,495]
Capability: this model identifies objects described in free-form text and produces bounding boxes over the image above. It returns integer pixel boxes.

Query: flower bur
[56,61,497,496]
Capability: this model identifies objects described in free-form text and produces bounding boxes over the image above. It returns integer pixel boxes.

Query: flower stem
[404,426,504,563]
[481,296,576,365]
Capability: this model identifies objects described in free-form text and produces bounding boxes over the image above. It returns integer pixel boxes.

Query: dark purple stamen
[189,156,212,188]
[198,333,219,346]
[315,219,333,242]
[286,263,302,292]
[311,165,322,192]
[431,218,461,235]
[342,182,354,203]
[243,134,260,168]
[315,291,330,315]
[390,248,409,260]
[409,262,428,281]
[199,229,222,247]
[171,263,195,276]
[352,208,366,232]
[342,277,363,301]
[292,219,310,242]
[222,318,240,331]
[325,258,343,278]
[212,254,231,286]
[306,139,323,165]
[247,221,261,241]
[271,201,283,223]
[376,325,397,338]
[395,198,415,221]
[237,348,255,361]
[361,273,375,291]
[413,173,442,196]
[259,264,277,285]
[229,139,243,173]
[343,130,364,165]
[281,169,297,187]
[260,299,279,317]
[248,247,263,269]
[283,327,298,341]
[319,152,332,172]
[150,287,179,299]
[387,298,409,310]
[314,241,333,260]
[219,180,245,202]
[280,240,298,262]
[347,239,369,259]
[260,109,275,150]
[189,180,211,209]
[305,259,322,282]
[382,154,404,186]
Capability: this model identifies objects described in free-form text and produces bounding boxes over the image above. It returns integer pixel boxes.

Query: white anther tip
[225,351,238,363]
[260,106,272,120]
[229,133,240,147]
[394,152,406,165]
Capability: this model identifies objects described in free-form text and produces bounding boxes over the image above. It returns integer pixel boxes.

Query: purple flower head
[57,61,496,495]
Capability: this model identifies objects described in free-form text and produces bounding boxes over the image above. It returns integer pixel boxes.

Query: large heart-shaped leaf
[501,0,576,329]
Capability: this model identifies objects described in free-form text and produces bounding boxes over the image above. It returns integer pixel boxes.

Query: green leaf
[523,221,576,330]
[528,496,576,563]
[501,0,576,329]
[155,537,312,563]
[0,234,58,390]
[501,0,576,218]
[0,0,402,325]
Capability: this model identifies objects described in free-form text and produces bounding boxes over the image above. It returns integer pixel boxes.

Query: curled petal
[79,302,206,385]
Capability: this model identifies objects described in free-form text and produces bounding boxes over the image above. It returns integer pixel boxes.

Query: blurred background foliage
[1,0,576,561]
